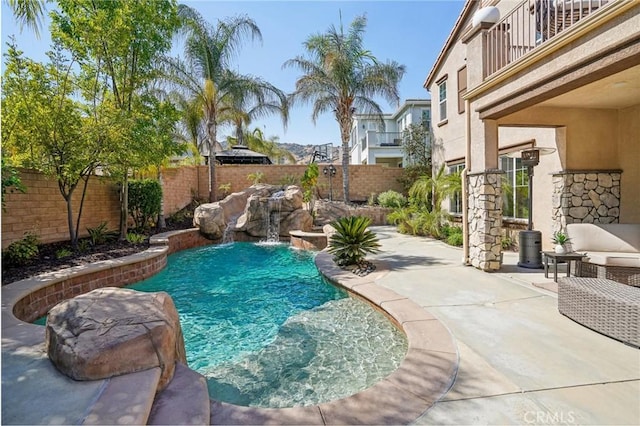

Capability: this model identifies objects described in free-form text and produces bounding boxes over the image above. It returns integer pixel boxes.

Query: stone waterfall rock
[45,287,186,392]
[195,184,312,239]
[235,185,312,238]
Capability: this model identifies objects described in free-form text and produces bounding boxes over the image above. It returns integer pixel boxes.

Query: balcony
[485,0,611,76]
[365,131,403,148]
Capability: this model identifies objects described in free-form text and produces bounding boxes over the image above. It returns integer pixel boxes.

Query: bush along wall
[128,179,162,231]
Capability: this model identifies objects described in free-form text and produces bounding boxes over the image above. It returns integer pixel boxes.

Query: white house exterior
[350,99,431,167]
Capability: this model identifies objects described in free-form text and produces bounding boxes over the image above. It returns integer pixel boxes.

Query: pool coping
[1,229,459,425]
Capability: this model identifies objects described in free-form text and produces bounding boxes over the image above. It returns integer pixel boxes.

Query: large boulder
[45,288,186,391]
[280,209,313,236]
[193,203,226,240]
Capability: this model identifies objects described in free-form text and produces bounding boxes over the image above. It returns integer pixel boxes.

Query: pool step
[82,368,161,425]
[147,363,211,425]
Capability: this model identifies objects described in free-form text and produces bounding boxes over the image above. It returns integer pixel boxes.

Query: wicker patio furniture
[558,277,639,347]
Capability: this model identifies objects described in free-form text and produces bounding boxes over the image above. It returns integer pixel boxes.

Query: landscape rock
[45,287,186,391]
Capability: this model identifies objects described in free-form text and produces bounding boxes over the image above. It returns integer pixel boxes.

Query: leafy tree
[50,0,180,239]
[1,41,103,248]
[402,122,431,168]
[284,14,405,203]
[409,164,461,214]
[164,5,284,202]
[1,157,26,210]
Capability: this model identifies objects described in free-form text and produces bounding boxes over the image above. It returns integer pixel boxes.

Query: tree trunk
[119,174,129,240]
[157,168,166,229]
[207,122,218,202]
[64,193,77,250]
[339,113,352,203]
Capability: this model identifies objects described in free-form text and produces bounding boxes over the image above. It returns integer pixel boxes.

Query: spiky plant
[328,216,381,266]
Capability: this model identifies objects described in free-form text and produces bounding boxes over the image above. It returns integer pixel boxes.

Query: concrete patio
[369,226,639,425]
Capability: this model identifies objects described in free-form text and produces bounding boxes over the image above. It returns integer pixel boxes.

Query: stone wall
[551,170,621,233]
[467,170,503,271]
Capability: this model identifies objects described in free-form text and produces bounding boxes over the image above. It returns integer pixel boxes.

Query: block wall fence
[2,164,404,249]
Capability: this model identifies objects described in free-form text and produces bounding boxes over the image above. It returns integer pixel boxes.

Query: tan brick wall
[2,169,121,249]
[3,165,406,248]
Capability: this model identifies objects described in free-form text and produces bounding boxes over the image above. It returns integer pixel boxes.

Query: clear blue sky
[1,0,463,146]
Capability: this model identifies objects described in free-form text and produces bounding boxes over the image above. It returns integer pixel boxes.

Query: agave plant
[328,216,381,266]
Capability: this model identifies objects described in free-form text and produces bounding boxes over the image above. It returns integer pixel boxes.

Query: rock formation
[45,287,186,391]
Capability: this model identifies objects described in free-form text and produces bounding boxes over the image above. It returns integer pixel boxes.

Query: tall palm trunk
[206,117,217,202]
[338,109,352,203]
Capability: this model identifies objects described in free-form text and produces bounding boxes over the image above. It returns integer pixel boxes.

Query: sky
[1,0,464,146]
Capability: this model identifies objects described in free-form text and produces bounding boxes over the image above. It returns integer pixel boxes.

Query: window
[500,156,529,219]
[438,80,447,121]
[421,109,431,129]
[457,66,467,114]
[449,163,464,214]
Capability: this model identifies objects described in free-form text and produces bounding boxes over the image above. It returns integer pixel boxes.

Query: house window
[457,66,467,114]
[500,156,529,219]
[421,109,431,129]
[438,80,447,121]
[448,163,464,214]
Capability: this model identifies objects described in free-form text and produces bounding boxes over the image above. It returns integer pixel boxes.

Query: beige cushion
[567,224,640,253]
[583,251,640,267]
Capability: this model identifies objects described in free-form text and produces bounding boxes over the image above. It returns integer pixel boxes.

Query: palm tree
[163,5,286,201]
[284,14,405,203]
[409,164,461,213]
[6,0,45,37]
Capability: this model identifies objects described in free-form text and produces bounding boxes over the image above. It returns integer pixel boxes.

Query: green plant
[552,231,570,245]
[328,216,381,266]
[87,222,117,246]
[218,183,232,198]
[367,192,377,206]
[501,236,513,250]
[445,226,463,246]
[77,239,91,253]
[377,190,408,208]
[301,163,319,203]
[126,233,147,244]
[1,158,26,210]
[4,232,39,266]
[247,171,265,185]
[55,248,73,259]
[128,179,162,230]
[278,174,298,186]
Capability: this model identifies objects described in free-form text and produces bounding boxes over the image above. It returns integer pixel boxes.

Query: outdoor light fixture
[323,164,337,201]
[510,147,556,268]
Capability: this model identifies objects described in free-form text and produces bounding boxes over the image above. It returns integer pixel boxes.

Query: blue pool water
[129,242,406,407]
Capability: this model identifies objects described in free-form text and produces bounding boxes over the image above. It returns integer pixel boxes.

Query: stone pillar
[468,169,504,271]
[552,170,622,232]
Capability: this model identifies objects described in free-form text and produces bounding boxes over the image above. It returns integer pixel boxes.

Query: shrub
[377,190,408,208]
[445,226,463,246]
[87,222,117,246]
[367,192,377,206]
[328,216,381,266]
[77,239,91,253]
[218,183,231,198]
[247,172,265,185]
[301,163,319,203]
[55,248,73,259]
[128,179,162,230]
[279,174,298,186]
[4,232,39,266]
[126,233,147,244]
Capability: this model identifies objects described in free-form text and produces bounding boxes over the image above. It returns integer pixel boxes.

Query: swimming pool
[129,242,407,408]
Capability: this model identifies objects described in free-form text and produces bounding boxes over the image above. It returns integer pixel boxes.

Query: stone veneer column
[468,170,504,271]
[552,170,621,232]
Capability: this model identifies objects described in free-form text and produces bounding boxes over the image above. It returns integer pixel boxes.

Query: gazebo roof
[215,146,272,165]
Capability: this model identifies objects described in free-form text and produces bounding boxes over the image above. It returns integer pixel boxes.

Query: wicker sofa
[558,224,640,346]
[566,223,640,286]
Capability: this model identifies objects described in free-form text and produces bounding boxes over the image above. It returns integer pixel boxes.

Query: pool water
[129,242,407,408]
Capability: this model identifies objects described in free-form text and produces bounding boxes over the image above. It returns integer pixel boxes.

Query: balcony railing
[365,132,403,148]
[485,0,611,76]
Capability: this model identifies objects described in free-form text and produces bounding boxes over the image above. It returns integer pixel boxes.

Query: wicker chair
[558,277,640,347]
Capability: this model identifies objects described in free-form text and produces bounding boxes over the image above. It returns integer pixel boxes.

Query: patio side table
[542,251,586,283]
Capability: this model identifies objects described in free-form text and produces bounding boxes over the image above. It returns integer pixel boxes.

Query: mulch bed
[2,208,196,286]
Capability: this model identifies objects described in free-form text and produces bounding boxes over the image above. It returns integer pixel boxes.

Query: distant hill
[276,142,339,164]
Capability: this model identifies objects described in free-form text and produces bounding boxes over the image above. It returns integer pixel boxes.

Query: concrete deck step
[147,363,211,425]
[82,367,161,425]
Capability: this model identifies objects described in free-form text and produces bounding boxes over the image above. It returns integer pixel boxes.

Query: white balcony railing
[365,132,403,148]
[485,0,611,76]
